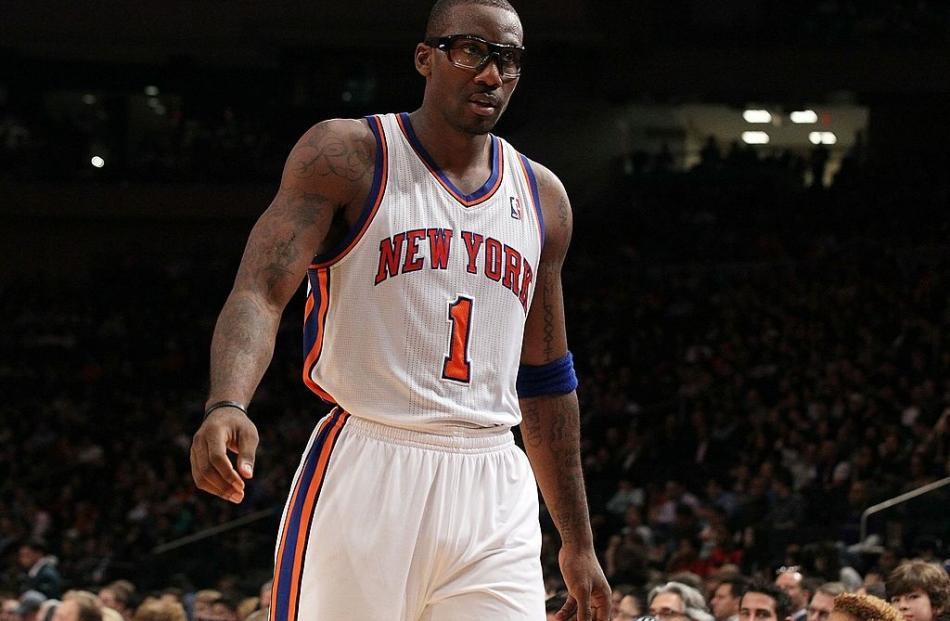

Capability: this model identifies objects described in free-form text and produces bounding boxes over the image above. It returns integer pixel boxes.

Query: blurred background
[2,0,950,615]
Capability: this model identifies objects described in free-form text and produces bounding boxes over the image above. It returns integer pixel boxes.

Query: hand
[191,406,260,503]
[555,544,612,621]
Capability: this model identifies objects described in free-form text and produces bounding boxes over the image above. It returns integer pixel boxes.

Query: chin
[465,121,495,135]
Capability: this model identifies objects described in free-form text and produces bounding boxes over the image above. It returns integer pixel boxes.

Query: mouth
[468,94,500,116]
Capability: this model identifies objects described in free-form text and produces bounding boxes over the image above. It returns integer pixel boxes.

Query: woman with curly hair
[831,592,903,621]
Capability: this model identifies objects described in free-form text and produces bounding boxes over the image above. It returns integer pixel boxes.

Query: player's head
[415,0,523,135]
[741,581,794,621]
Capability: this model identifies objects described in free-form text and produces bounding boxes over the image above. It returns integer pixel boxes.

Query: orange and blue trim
[517,153,545,249]
[269,408,349,621]
[302,267,334,403]
[311,114,389,268]
[396,112,504,207]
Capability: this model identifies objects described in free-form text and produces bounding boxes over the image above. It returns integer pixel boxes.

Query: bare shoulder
[524,158,572,259]
[281,118,377,203]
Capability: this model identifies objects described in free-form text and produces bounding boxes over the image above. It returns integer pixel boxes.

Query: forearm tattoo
[522,392,590,547]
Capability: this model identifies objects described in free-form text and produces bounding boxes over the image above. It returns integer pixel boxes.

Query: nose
[473,55,504,87]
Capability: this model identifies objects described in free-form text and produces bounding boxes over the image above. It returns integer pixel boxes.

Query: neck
[407,107,492,173]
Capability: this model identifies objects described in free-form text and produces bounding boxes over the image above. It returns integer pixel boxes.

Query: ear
[414,42,432,77]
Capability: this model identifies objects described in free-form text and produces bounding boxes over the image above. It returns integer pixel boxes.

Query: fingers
[207,435,246,498]
[591,583,612,621]
[573,589,592,621]
[555,596,577,621]
[191,426,245,503]
[235,424,260,480]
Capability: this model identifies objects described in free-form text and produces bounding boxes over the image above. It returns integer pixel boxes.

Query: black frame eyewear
[424,34,525,79]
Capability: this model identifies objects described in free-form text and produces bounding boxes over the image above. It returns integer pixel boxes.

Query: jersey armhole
[517,154,545,250]
[311,115,389,268]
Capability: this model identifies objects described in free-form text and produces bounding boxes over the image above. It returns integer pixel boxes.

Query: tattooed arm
[519,164,611,621]
[191,119,375,504]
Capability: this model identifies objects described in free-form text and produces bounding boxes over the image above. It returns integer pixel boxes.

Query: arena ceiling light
[809,131,837,145]
[790,110,818,124]
[90,156,105,168]
[741,131,770,144]
[742,109,772,123]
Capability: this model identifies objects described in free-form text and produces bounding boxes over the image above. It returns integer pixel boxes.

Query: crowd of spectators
[3,77,950,617]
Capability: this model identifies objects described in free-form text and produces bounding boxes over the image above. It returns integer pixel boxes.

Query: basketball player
[190,0,611,619]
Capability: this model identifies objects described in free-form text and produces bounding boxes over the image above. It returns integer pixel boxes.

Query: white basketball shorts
[268,407,545,621]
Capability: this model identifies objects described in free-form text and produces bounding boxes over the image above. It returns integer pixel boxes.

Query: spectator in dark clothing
[17,541,61,599]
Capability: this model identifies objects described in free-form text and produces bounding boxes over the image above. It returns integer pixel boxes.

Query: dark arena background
[2,1,950,619]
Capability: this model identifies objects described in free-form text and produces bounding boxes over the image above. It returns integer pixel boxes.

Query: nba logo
[510,196,522,219]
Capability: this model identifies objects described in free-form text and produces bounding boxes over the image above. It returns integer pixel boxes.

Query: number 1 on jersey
[442,296,473,383]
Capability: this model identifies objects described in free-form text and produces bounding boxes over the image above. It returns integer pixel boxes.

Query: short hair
[108,581,135,601]
[670,572,705,593]
[613,584,637,599]
[833,593,903,621]
[815,583,848,599]
[133,599,186,621]
[425,0,519,38]
[21,538,48,554]
[742,581,793,621]
[718,576,750,599]
[648,581,713,621]
[61,592,102,621]
[193,591,221,605]
[210,598,237,614]
[885,560,950,615]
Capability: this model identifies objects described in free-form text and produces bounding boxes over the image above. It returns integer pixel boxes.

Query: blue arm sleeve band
[516,351,578,398]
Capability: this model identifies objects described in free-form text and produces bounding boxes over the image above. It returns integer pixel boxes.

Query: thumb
[237,426,259,479]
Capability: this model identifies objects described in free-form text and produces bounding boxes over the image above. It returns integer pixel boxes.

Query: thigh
[271,413,437,621]
[422,446,545,621]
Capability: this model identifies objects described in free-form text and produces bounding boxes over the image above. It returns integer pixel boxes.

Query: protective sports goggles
[424,34,525,80]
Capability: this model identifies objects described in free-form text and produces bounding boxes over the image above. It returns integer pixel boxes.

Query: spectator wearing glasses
[885,560,950,621]
[777,567,812,621]
[809,584,849,621]
[647,582,714,621]
[740,581,793,621]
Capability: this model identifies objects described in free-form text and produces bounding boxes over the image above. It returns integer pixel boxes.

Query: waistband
[340,411,515,454]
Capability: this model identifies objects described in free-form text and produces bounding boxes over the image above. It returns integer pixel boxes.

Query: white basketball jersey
[302,113,545,432]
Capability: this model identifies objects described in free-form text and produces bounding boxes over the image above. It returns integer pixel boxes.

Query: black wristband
[204,400,248,419]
